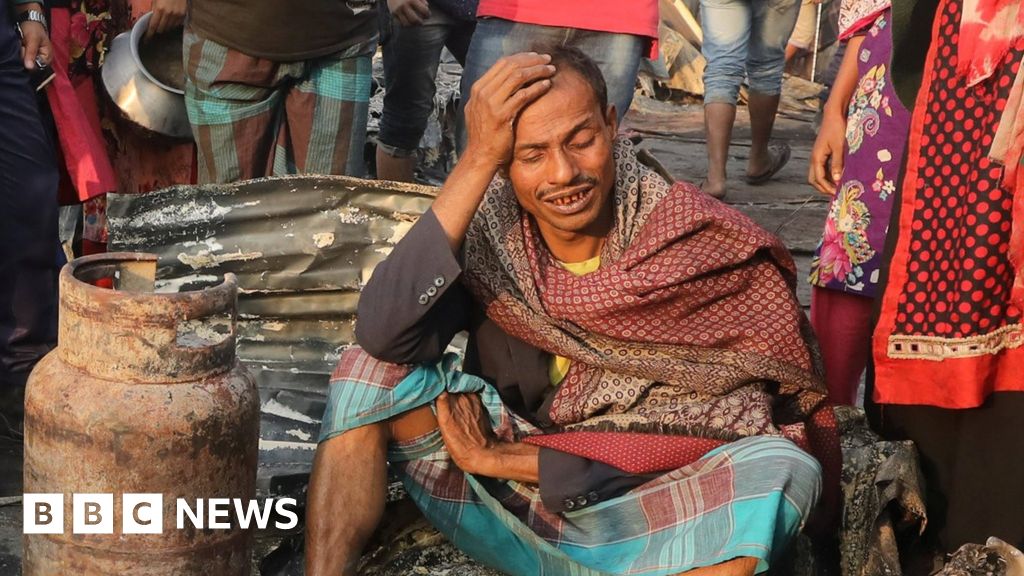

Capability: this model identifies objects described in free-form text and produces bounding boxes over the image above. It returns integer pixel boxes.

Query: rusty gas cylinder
[23,253,259,575]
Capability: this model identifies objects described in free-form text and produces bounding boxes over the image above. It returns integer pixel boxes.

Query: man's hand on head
[388,0,430,26]
[463,53,556,169]
[427,54,557,252]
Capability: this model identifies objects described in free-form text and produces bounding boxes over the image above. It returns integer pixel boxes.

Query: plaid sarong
[320,348,823,576]
[183,28,373,184]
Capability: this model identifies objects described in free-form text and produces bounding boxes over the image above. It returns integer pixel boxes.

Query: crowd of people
[1,0,1022,574]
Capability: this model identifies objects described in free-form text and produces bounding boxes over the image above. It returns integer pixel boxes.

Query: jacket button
[575,495,588,508]
[434,276,445,287]
[417,294,429,305]
[563,498,576,511]
[426,286,438,297]
[587,491,599,503]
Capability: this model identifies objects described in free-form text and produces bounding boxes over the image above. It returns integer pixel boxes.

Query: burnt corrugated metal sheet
[107,175,437,489]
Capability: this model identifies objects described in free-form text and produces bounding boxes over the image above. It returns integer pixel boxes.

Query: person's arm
[357,53,556,362]
[147,0,187,38]
[537,450,654,513]
[808,34,865,195]
[436,392,652,513]
[355,210,474,364]
[12,1,50,70]
[387,0,430,26]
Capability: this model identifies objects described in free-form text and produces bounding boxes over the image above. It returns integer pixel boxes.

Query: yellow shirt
[548,255,601,385]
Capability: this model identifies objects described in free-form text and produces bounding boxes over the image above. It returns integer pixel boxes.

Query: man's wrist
[458,442,505,477]
[15,4,48,36]
[458,147,505,175]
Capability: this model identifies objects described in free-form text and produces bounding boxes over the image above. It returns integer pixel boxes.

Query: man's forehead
[514,73,603,147]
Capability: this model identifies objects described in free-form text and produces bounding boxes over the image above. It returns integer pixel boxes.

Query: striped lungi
[319,348,823,576]
[183,28,373,184]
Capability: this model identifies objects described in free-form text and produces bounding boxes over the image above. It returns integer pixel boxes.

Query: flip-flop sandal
[744,143,792,185]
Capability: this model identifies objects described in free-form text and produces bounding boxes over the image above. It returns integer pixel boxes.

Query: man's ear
[604,105,618,135]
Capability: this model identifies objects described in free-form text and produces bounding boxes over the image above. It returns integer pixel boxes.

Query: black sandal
[744,143,791,185]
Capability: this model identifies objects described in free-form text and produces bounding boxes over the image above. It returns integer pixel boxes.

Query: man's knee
[315,421,388,463]
[387,404,438,443]
[702,52,747,105]
[317,404,437,456]
[703,76,745,105]
[745,51,787,96]
[745,68,785,97]
[732,436,823,511]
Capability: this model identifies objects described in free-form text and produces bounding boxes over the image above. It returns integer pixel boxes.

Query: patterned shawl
[461,139,828,439]
[839,0,892,40]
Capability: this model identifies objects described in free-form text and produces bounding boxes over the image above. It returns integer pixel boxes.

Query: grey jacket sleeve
[538,448,655,514]
[355,209,470,364]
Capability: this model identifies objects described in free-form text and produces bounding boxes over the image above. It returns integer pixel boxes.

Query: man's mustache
[537,175,599,200]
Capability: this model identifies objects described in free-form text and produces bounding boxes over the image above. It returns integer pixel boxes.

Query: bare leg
[306,423,388,576]
[745,91,782,178]
[703,102,737,198]
[375,147,417,183]
[679,557,759,576]
[306,406,438,576]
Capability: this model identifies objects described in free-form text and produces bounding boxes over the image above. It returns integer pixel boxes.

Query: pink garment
[810,287,873,406]
[44,7,116,204]
[476,0,660,46]
[838,0,890,40]
[958,0,1024,86]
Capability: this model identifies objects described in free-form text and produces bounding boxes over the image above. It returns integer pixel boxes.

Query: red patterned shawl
[461,139,839,528]
[462,140,828,436]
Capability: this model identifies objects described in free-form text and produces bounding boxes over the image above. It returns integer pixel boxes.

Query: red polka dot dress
[873,0,1024,408]
[870,0,1024,550]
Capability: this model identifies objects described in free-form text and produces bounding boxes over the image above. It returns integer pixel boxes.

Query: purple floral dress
[809,9,911,298]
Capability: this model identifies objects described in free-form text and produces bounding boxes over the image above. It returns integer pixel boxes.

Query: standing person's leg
[0,7,59,433]
[443,18,475,65]
[457,19,564,152]
[283,49,373,177]
[809,287,873,405]
[183,29,288,183]
[699,0,751,198]
[377,8,463,182]
[744,0,801,182]
[943,396,1024,549]
[570,30,645,123]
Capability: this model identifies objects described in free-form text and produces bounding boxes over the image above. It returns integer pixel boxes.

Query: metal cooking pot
[101,12,192,139]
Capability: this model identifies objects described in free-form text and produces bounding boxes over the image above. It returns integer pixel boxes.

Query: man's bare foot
[700,178,727,199]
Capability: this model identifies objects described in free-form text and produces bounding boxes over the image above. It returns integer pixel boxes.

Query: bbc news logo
[24,494,299,534]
